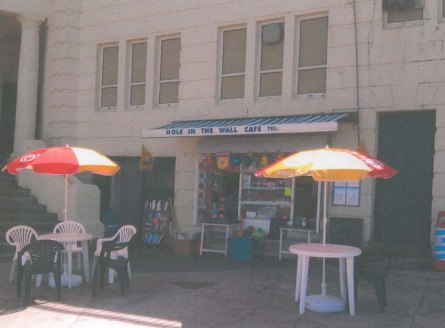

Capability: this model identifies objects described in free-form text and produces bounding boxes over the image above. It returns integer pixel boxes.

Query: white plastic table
[290,243,362,315]
[200,221,241,257]
[38,232,93,289]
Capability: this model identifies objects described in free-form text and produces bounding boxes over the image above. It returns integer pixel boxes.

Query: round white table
[289,243,362,315]
[38,232,93,289]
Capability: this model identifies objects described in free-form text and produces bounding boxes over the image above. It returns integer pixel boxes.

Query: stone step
[0,180,17,188]
[0,170,62,263]
[0,203,48,213]
[0,195,39,205]
[0,212,58,222]
[0,172,15,181]
[0,188,31,197]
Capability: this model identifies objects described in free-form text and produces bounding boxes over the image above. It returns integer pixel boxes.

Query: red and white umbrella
[2,145,120,220]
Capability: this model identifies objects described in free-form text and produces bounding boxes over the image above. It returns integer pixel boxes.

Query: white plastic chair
[6,225,38,283]
[92,225,137,284]
[53,221,86,271]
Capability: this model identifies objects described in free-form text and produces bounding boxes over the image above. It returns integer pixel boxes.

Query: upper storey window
[258,22,284,98]
[98,44,118,110]
[219,27,246,100]
[296,16,328,95]
[383,0,424,24]
[127,41,147,108]
[157,36,181,105]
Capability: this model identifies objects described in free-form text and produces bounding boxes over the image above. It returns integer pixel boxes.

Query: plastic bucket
[433,211,445,271]
[228,237,252,261]
[434,228,445,271]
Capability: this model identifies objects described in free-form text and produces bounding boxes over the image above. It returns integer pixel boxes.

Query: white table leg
[346,257,355,315]
[224,225,230,257]
[66,243,73,289]
[299,255,309,314]
[339,258,346,301]
[279,229,283,261]
[295,255,302,302]
[200,224,204,255]
[81,240,90,282]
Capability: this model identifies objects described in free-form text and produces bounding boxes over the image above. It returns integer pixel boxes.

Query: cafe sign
[141,113,354,138]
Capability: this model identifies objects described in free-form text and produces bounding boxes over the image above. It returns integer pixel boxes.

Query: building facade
[0,0,443,247]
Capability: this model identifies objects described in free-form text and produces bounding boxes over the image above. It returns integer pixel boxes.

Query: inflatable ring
[217,156,230,170]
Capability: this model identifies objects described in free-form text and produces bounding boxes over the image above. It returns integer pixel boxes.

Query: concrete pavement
[0,246,444,328]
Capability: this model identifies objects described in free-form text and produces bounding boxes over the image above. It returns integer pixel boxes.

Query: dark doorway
[294,177,318,229]
[109,157,144,228]
[142,157,176,202]
[0,82,17,162]
[221,172,240,220]
[92,174,112,218]
[93,156,176,236]
[374,111,435,248]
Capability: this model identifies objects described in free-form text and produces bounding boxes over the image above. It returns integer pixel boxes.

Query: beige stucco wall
[2,0,445,241]
[45,0,445,241]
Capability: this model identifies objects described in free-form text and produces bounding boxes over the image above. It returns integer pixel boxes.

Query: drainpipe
[353,0,361,146]
[36,18,47,140]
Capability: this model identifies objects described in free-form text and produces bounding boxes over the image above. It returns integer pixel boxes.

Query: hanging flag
[357,141,368,155]
[139,145,154,171]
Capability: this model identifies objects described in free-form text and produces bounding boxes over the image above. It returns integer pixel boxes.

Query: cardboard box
[174,240,194,255]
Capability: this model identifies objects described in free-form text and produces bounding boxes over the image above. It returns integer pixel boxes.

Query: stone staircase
[0,171,59,262]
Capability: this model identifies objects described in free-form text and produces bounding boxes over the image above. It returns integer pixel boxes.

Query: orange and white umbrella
[255,146,397,302]
[2,145,120,220]
[255,147,397,181]
[255,147,397,243]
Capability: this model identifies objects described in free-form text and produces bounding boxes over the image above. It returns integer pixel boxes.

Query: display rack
[199,220,241,257]
[142,199,172,245]
[278,227,317,260]
[238,170,294,233]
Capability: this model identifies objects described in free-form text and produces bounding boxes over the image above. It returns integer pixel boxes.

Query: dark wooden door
[0,82,17,160]
[111,157,144,228]
[374,111,435,247]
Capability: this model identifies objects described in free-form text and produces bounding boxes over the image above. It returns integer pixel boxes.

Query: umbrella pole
[321,181,328,296]
[316,181,321,233]
[323,181,327,244]
[64,175,68,221]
